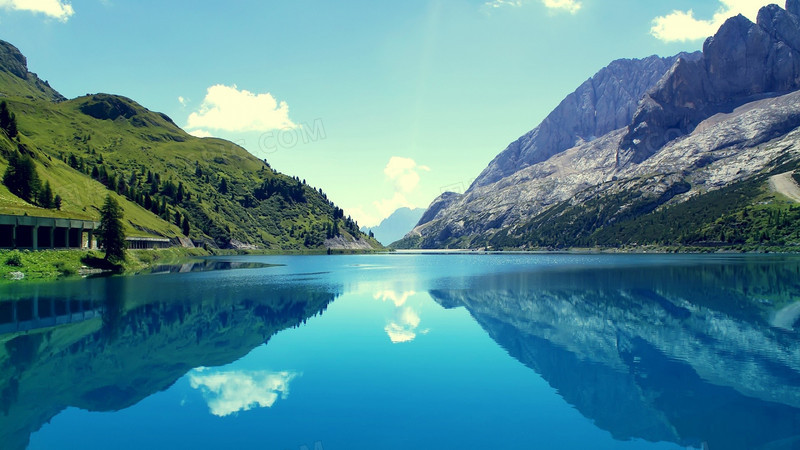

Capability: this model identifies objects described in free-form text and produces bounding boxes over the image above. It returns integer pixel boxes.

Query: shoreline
[0,246,390,282]
[3,244,800,283]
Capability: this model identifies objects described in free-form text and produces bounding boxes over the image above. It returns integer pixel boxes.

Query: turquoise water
[2,253,800,449]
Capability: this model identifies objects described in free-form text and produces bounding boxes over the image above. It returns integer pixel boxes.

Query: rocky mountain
[401,1,800,250]
[362,207,425,245]
[0,40,380,250]
[471,53,699,189]
[624,1,800,162]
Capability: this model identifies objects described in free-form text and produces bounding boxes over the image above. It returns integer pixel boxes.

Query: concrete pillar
[50,226,55,249]
[12,222,16,249]
[64,227,69,249]
[32,225,38,250]
[88,229,94,249]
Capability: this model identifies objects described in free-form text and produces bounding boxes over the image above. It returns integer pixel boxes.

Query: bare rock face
[0,41,28,80]
[471,54,698,188]
[416,191,462,227]
[623,1,800,162]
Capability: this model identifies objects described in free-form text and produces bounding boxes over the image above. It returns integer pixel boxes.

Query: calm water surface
[2,253,800,449]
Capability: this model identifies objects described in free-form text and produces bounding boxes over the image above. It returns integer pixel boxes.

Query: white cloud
[651,0,773,42]
[186,84,297,133]
[384,156,430,193]
[542,0,581,14]
[484,0,523,8]
[189,129,214,138]
[0,0,74,21]
[189,369,297,417]
[373,192,415,221]
[484,0,581,14]
[178,96,187,107]
[347,157,430,228]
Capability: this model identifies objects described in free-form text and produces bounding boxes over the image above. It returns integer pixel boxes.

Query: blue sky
[0,0,777,226]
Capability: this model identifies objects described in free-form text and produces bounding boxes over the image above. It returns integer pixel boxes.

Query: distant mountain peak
[363,207,425,246]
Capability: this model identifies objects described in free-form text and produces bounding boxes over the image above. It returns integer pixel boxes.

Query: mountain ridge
[0,40,380,251]
[469,52,700,190]
[401,1,800,251]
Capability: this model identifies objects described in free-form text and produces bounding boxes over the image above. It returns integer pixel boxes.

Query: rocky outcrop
[324,235,375,250]
[471,53,698,188]
[0,41,65,102]
[623,2,800,161]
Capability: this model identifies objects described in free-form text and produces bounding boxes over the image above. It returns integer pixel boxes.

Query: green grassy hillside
[0,41,380,250]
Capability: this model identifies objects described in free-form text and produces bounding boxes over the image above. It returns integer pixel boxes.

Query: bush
[5,251,22,267]
[54,261,76,276]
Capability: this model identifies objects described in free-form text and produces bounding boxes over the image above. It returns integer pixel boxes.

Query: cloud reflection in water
[374,290,429,343]
[189,368,298,417]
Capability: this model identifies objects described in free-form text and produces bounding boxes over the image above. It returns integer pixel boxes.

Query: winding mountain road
[769,172,800,203]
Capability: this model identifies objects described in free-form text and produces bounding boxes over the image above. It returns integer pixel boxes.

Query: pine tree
[0,101,9,132]
[54,194,62,210]
[98,194,126,262]
[182,216,190,236]
[0,101,15,137]
[3,150,41,203]
[38,181,54,208]
[7,112,17,138]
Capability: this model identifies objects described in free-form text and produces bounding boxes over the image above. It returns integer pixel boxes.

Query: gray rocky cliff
[415,191,462,227]
[623,2,800,161]
[471,53,699,189]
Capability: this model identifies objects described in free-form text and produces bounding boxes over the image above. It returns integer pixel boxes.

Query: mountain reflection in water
[0,273,339,450]
[430,259,800,450]
[2,255,800,450]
